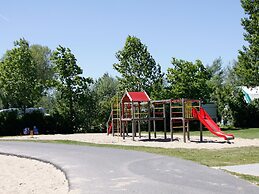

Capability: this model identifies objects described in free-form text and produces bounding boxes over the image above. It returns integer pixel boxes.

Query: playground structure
[107,91,234,142]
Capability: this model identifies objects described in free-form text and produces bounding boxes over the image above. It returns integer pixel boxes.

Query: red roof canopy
[121,92,150,103]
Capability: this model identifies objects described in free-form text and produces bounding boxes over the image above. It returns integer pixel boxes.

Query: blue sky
[1,0,245,79]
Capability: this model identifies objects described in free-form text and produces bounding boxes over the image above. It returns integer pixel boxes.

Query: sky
[1,0,246,79]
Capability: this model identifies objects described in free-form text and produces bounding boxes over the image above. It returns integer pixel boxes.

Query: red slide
[192,107,234,140]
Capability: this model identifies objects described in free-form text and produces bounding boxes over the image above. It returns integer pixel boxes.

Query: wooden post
[138,121,141,138]
[112,119,114,136]
[187,120,190,141]
[111,102,115,136]
[148,101,151,140]
[131,101,135,141]
[126,121,128,136]
[122,121,125,139]
[119,119,121,137]
[138,102,141,138]
[170,100,173,141]
[163,103,167,139]
[118,98,121,137]
[183,119,186,143]
[182,99,186,143]
[153,104,156,139]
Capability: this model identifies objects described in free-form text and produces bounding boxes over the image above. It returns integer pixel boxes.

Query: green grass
[186,128,259,139]
[143,128,259,139]
[22,139,259,167]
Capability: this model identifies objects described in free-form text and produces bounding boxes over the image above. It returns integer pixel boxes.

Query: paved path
[220,164,259,177]
[0,141,258,194]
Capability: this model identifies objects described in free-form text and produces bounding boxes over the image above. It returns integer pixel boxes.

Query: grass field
[185,128,259,139]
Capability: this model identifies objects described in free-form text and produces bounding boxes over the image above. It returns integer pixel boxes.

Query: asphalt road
[0,141,258,194]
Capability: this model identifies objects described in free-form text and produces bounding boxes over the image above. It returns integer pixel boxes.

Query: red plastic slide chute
[192,107,234,140]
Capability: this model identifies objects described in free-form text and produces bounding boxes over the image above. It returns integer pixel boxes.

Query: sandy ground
[0,154,69,194]
[1,133,259,149]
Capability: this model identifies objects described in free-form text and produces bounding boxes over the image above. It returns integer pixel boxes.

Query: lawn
[174,128,259,139]
[143,128,259,139]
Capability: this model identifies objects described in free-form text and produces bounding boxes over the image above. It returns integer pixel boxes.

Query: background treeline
[0,0,258,135]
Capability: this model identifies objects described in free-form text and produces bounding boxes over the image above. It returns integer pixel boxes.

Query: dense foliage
[166,58,210,99]
[93,73,119,128]
[51,46,94,132]
[235,0,259,86]
[113,35,164,97]
[0,39,42,110]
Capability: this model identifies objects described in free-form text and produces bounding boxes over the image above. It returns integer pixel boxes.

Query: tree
[93,73,119,126]
[113,35,164,96]
[94,73,118,101]
[30,44,54,89]
[235,0,259,87]
[51,45,93,132]
[30,45,56,113]
[210,61,253,127]
[0,38,42,109]
[206,58,225,101]
[166,58,210,99]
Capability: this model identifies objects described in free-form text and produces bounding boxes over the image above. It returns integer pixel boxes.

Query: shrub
[0,111,20,136]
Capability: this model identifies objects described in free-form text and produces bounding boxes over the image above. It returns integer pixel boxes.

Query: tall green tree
[93,73,119,126]
[235,0,259,86]
[113,35,164,96]
[30,44,54,89]
[51,45,93,132]
[166,58,210,99]
[30,45,56,113]
[0,38,42,109]
[206,57,225,101]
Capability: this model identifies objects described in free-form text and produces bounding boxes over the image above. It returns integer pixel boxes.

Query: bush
[228,98,259,128]
[0,111,20,136]
[0,110,76,136]
[246,99,259,127]
[20,111,45,133]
